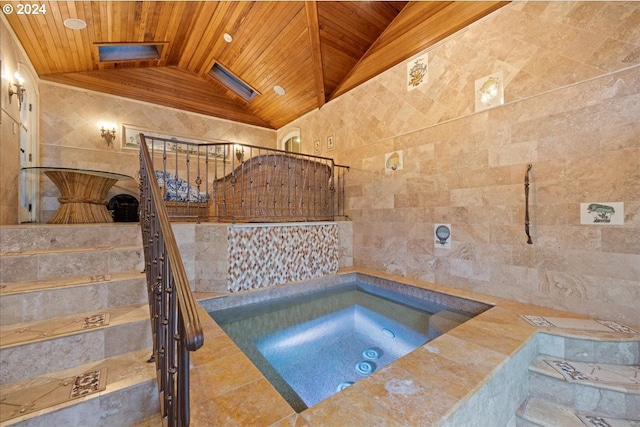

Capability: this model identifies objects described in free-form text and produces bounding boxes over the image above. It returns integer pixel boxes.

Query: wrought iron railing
[139,134,204,427]
[144,134,349,222]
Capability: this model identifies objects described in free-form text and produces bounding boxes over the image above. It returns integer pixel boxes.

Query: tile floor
[2,267,638,426]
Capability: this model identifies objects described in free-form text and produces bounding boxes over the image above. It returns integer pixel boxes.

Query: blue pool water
[207,280,487,411]
[255,304,428,407]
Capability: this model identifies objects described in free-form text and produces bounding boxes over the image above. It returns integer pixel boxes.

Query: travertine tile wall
[37,84,277,222]
[0,16,33,225]
[280,1,640,327]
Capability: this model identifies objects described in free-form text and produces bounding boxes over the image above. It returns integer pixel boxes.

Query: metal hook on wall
[524,163,533,244]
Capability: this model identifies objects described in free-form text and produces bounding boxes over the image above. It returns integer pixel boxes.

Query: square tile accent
[82,313,109,329]
[70,369,106,398]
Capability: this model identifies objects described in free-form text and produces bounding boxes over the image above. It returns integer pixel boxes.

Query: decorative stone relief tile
[407,55,428,91]
[227,224,339,292]
[475,71,504,112]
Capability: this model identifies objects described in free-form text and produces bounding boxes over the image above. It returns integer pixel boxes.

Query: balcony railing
[144,134,349,223]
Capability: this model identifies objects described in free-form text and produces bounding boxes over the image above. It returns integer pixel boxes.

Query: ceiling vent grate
[209,63,259,102]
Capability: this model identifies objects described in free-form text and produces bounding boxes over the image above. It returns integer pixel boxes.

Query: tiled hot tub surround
[200,272,355,313]
[356,273,491,317]
[227,223,339,292]
[193,269,639,425]
[203,271,497,412]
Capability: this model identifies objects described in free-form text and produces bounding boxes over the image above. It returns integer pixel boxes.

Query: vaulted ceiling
[5,1,507,129]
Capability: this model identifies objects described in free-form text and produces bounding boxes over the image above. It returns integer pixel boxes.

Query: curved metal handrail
[139,133,204,426]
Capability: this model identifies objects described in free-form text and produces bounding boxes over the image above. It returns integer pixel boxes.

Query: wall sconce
[235,147,244,162]
[99,123,116,146]
[8,72,26,109]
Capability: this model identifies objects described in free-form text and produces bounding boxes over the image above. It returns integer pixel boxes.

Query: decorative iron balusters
[144,135,348,223]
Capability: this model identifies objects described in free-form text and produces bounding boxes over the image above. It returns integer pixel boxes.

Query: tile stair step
[0,224,160,426]
[0,303,151,385]
[0,271,148,326]
[0,271,145,295]
[516,396,591,427]
[0,245,144,284]
[0,223,142,254]
[530,356,640,393]
[0,348,159,427]
[0,245,142,257]
[538,332,640,366]
[129,413,163,427]
[514,415,544,427]
[516,396,638,427]
[528,355,640,421]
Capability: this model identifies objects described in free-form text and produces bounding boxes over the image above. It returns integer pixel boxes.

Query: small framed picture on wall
[314,140,321,154]
[327,135,335,151]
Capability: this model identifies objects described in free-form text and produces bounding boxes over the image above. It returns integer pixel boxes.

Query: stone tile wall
[1,16,34,225]
[280,1,640,327]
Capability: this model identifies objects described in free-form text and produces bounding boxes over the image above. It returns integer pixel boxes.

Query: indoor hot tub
[203,274,491,412]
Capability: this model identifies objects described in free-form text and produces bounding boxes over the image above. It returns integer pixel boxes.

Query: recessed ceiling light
[223,33,233,43]
[64,18,86,30]
[274,85,286,96]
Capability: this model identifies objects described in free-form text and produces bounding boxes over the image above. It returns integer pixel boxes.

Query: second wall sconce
[100,123,117,146]
[8,72,26,110]
[235,146,244,162]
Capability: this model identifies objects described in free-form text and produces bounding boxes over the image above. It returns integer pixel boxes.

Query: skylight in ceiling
[97,43,166,62]
[209,63,259,102]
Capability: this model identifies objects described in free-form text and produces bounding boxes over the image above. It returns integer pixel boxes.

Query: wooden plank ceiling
[5,1,507,129]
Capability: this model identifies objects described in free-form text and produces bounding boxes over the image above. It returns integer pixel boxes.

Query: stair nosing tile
[0,347,157,426]
[519,396,588,427]
[531,355,640,395]
[0,244,142,257]
[0,303,150,349]
[0,271,145,296]
[520,395,640,427]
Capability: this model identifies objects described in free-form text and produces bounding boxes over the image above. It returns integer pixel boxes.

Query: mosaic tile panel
[227,224,339,292]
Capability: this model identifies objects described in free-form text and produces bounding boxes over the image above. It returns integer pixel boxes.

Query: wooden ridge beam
[305,1,326,109]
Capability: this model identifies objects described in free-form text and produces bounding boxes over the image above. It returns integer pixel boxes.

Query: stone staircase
[516,332,640,426]
[0,224,161,426]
